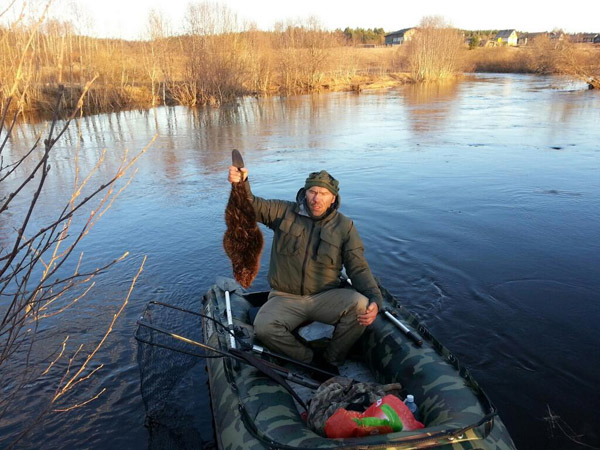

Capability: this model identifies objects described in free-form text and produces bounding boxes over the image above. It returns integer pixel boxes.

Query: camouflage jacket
[242,180,383,308]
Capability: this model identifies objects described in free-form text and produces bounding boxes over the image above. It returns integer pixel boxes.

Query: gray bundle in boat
[306,376,403,435]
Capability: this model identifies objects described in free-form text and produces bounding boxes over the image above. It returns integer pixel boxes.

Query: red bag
[324,394,424,438]
[363,395,425,432]
[324,409,364,438]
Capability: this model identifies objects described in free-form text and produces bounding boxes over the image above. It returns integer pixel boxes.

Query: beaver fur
[223,180,264,289]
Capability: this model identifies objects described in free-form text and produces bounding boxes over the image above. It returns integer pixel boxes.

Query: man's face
[306,186,336,217]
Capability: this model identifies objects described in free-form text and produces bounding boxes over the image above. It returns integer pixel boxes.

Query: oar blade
[232,149,244,168]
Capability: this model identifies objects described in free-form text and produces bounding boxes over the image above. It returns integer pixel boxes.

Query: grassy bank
[17,69,413,121]
[462,44,600,76]
[2,14,598,121]
[2,20,411,120]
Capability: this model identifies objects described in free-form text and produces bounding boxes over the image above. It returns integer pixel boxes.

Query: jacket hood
[296,188,340,220]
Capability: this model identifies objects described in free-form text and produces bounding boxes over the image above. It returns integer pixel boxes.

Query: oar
[383,308,423,347]
[224,290,236,349]
[232,148,244,171]
[136,319,321,391]
[251,344,340,379]
[141,299,340,379]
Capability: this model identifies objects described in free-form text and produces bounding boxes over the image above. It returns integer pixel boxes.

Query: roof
[495,29,516,39]
[520,32,543,37]
[384,28,414,38]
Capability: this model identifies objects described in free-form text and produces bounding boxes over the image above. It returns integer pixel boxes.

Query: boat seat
[297,321,334,342]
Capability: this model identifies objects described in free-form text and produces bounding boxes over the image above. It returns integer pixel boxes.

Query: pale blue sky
[26,0,600,39]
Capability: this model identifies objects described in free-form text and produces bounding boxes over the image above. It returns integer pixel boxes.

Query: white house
[495,30,518,46]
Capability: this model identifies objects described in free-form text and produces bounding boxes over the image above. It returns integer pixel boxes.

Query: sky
[24,0,600,39]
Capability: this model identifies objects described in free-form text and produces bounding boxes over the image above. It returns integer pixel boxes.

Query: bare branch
[0,0,18,19]
[41,336,68,376]
[1,6,149,446]
[0,132,154,265]
[52,256,146,401]
[53,387,106,413]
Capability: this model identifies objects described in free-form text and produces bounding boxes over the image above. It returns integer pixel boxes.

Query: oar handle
[251,344,339,379]
[384,308,423,347]
[225,290,236,349]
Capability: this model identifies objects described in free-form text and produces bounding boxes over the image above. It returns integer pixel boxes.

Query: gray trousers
[253,288,369,366]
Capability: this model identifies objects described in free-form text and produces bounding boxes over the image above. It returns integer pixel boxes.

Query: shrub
[405,16,465,82]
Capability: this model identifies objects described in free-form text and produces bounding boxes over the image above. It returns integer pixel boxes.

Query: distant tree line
[339,27,386,45]
[463,30,498,49]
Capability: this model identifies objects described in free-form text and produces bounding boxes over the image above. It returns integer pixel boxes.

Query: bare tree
[527,34,567,74]
[1,2,149,445]
[144,8,174,106]
[244,26,275,95]
[528,35,600,88]
[273,17,338,94]
[405,16,465,82]
[0,82,149,448]
[302,16,335,90]
[178,1,248,106]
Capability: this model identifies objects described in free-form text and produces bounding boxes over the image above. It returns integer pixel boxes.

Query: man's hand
[228,165,248,183]
[358,302,378,327]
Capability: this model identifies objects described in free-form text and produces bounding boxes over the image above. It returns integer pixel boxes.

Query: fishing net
[135,300,217,450]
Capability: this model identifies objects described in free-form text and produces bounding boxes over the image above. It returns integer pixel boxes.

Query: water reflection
[7,76,598,196]
[399,81,460,135]
[6,76,598,229]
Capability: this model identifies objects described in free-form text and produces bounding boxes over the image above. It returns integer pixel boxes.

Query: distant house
[519,31,566,46]
[518,32,545,46]
[578,33,598,43]
[495,29,518,46]
[385,28,416,45]
[517,35,530,46]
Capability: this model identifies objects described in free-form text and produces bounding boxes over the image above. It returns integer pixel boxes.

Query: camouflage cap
[304,170,339,196]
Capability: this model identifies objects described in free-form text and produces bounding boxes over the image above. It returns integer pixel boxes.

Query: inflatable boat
[202,277,516,449]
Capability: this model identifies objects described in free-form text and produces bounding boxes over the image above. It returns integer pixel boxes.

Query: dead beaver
[223,150,264,288]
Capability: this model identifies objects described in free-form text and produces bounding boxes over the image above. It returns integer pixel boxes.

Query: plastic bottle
[404,394,419,417]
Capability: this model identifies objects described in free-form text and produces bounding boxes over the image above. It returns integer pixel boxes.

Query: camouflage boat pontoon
[202,278,516,450]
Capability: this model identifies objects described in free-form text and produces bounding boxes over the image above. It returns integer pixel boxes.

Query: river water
[1,74,599,449]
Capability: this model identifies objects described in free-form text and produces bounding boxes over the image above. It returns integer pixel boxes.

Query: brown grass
[463,42,600,80]
[2,6,598,121]
[463,47,531,73]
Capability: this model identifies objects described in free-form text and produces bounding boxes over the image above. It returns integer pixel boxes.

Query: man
[228,166,382,374]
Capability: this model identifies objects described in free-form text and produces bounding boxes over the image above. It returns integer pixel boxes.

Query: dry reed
[2,4,598,120]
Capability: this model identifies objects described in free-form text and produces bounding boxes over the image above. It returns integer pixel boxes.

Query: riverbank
[16,70,415,122]
[5,35,599,122]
